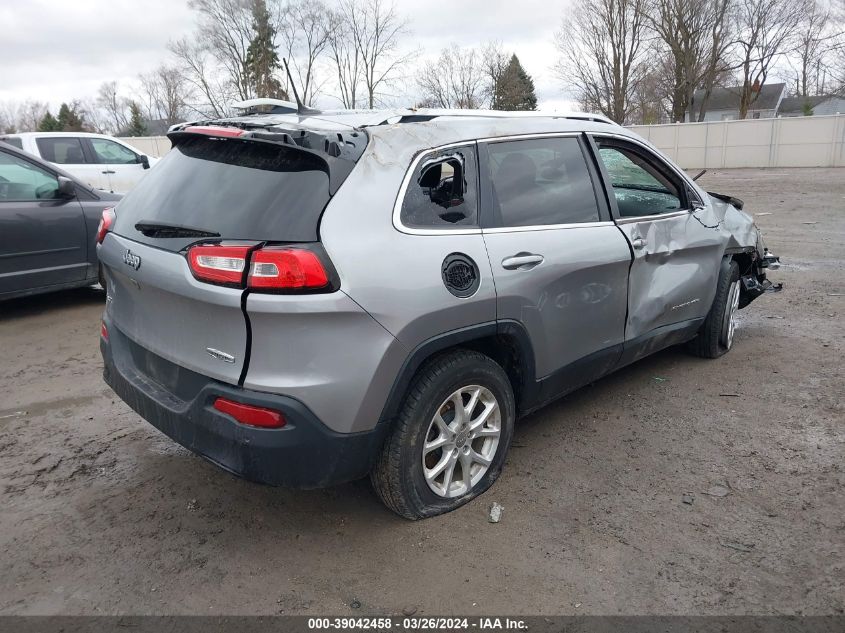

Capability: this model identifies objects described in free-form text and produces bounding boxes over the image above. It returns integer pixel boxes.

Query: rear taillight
[187,244,250,286]
[213,397,286,428]
[100,321,109,341]
[96,208,115,244]
[248,248,329,291]
[186,244,333,292]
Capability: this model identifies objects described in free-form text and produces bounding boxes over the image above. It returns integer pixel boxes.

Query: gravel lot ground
[0,168,842,616]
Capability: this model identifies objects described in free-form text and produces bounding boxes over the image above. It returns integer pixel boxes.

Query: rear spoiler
[167,126,364,195]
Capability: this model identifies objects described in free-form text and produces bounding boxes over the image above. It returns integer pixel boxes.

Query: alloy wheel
[422,385,501,498]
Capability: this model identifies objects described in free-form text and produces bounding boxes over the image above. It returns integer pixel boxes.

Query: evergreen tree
[493,55,538,111]
[245,0,286,100]
[56,102,86,131]
[37,111,62,132]
[126,102,148,136]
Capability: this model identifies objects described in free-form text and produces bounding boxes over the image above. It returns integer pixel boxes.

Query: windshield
[112,135,337,251]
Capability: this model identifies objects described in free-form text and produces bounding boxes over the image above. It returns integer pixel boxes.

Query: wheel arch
[378,320,538,426]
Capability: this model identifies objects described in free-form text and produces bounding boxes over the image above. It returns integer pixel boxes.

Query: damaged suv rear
[98,110,779,519]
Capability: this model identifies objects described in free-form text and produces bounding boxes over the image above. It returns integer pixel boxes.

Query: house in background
[686,83,787,122]
[777,95,845,117]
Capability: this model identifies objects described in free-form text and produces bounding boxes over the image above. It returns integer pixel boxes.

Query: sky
[0,0,577,113]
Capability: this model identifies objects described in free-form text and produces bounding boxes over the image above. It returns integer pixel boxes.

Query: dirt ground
[0,168,842,616]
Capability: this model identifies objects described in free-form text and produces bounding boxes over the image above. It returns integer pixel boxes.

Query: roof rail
[367,108,618,127]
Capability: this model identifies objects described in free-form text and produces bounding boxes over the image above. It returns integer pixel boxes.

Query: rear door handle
[631,238,646,250]
[501,253,544,270]
[102,170,116,175]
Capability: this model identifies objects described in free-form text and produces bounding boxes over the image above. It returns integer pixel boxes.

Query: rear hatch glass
[111,134,333,251]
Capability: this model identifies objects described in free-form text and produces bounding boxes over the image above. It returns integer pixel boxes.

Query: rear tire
[687,259,740,359]
[371,349,515,520]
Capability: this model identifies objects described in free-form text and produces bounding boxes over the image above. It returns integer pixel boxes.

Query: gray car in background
[97,110,779,519]
[0,141,121,300]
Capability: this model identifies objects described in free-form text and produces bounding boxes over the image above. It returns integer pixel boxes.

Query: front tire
[688,259,740,359]
[371,350,515,520]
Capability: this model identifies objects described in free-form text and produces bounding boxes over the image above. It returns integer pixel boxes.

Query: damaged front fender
[708,192,782,308]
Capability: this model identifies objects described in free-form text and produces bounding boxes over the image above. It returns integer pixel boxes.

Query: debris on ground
[653,376,667,382]
[719,393,740,397]
[350,600,361,609]
[402,606,418,616]
[186,499,197,512]
[682,494,694,505]
[488,502,504,523]
[755,212,772,216]
[704,485,731,498]
[721,540,755,553]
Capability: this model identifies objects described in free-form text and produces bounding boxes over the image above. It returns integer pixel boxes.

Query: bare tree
[75,98,111,134]
[786,0,838,96]
[138,65,191,127]
[692,0,733,120]
[343,0,412,108]
[648,0,734,122]
[169,37,232,117]
[732,0,806,118]
[481,41,509,109]
[97,81,130,133]
[0,102,21,133]
[554,0,650,123]
[328,11,362,108]
[278,0,335,105]
[417,45,486,109]
[188,0,257,102]
[17,101,49,132]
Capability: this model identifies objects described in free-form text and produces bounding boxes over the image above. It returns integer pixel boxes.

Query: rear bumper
[100,319,387,488]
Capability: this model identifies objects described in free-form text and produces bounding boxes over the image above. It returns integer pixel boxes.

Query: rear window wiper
[134,221,221,239]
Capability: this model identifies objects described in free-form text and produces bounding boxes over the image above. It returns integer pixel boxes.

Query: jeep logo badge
[123,249,141,270]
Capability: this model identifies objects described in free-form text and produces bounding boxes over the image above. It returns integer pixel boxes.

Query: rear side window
[112,135,333,248]
[400,144,478,229]
[35,137,87,164]
[487,137,600,228]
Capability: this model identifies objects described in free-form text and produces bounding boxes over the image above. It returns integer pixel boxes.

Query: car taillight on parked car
[248,248,329,290]
[186,244,332,292]
[187,244,251,286]
[96,208,116,244]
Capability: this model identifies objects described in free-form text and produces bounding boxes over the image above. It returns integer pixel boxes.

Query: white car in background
[0,132,158,194]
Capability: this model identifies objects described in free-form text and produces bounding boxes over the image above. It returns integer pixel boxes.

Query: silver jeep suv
[98,110,778,519]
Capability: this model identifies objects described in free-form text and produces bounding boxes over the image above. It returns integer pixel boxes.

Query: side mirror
[57,176,76,199]
[139,154,150,169]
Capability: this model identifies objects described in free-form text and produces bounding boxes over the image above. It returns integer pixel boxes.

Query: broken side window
[400,144,478,229]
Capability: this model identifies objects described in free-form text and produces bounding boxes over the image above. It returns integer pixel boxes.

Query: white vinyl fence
[120,113,845,168]
[630,114,845,168]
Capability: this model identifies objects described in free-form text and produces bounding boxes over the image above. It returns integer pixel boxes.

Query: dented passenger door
[590,136,724,351]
